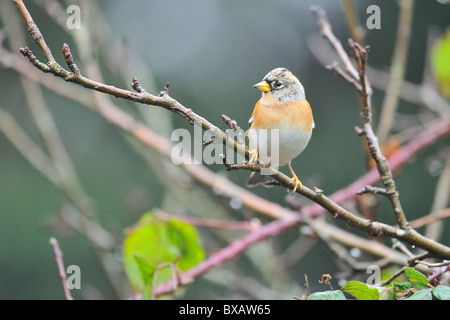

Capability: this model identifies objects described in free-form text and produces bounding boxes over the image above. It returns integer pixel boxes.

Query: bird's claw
[288,175,303,193]
[248,149,259,164]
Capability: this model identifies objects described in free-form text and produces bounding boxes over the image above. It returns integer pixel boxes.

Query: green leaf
[133,254,156,300]
[307,290,346,300]
[341,281,380,300]
[405,289,433,300]
[431,29,450,98]
[123,212,206,293]
[392,282,411,291]
[403,267,430,289]
[432,286,450,300]
[391,282,411,299]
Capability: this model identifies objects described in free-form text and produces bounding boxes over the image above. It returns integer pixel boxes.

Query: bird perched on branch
[246,68,314,192]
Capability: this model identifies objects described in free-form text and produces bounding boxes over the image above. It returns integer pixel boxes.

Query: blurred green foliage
[432,28,450,98]
[123,212,205,298]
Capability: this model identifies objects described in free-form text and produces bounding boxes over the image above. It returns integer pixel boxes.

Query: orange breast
[249,98,314,166]
[251,99,314,133]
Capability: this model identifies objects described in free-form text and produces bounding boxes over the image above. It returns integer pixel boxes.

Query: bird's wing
[248,115,254,129]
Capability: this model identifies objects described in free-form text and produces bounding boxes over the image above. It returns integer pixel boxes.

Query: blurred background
[0,0,449,299]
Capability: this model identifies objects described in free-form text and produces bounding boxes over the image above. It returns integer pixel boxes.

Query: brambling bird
[246,68,314,192]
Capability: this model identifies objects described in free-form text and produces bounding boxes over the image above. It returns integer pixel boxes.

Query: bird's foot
[248,149,259,164]
[288,175,303,193]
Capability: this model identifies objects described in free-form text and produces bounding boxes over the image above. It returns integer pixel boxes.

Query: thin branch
[377,0,415,143]
[151,261,180,300]
[411,208,450,230]
[416,260,450,268]
[424,154,450,241]
[131,76,147,93]
[425,264,450,286]
[310,9,417,232]
[49,237,74,300]
[311,5,359,80]
[221,114,240,131]
[378,267,407,287]
[326,61,362,91]
[221,155,266,173]
[392,239,414,257]
[154,209,261,232]
[308,35,450,117]
[304,274,310,297]
[315,5,410,230]
[357,185,392,197]
[0,106,58,184]
[378,246,428,286]
[309,119,449,221]
[306,218,429,272]
[341,0,365,45]
[0,106,115,248]
[13,0,56,64]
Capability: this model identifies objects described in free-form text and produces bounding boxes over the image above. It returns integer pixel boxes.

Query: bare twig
[415,260,450,268]
[378,267,407,286]
[378,249,428,286]
[424,155,450,241]
[49,237,74,300]
[426,264,450,286]
[304,274,310,297]
[0,106,58,184]
[304,218,429,272]
[131,76,147,93]
[410,208,450,230]
[341,0,365,45]
[326,61,362,91]
[357,186,392,197]
[151,261,180,300]
[377,0,415,143]
[311,5,359,80]
[154,209,261,232]
[314,4,410,230]
[308,35,450,117]
[221,114,240,131]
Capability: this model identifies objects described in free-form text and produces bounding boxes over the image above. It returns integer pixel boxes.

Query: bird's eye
[274,80,283,88]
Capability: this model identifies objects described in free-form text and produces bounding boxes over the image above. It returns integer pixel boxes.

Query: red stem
[153,120,449,297]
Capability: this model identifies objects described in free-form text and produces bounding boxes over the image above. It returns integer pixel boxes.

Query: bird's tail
[246,171,275,188]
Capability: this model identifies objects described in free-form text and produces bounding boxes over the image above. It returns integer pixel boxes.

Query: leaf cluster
[307,268,450,300]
